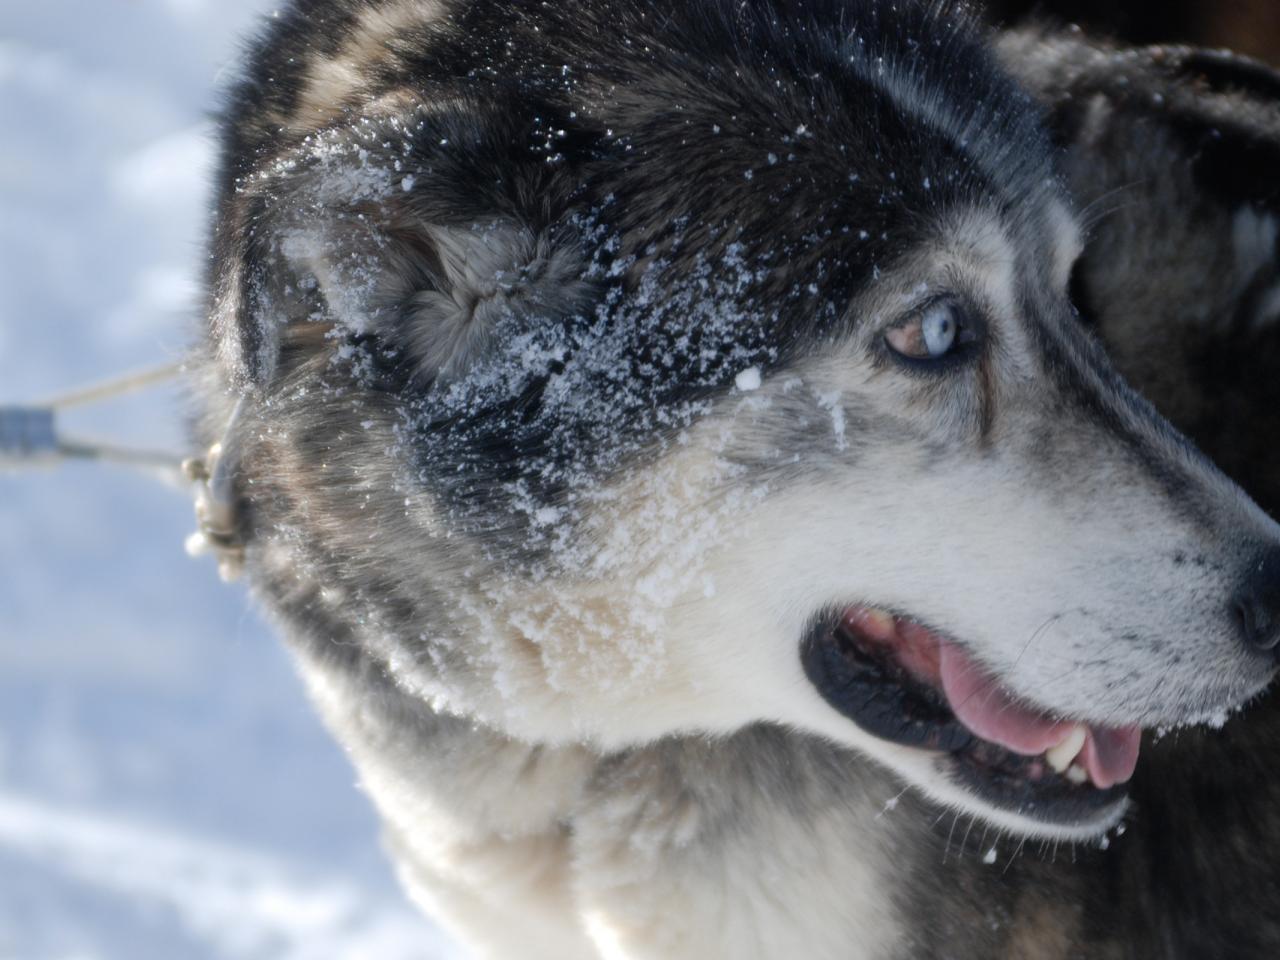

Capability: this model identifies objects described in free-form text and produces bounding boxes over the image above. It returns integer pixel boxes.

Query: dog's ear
[998,27,1280,511]
[207,106,593,391]
[998,27,1280,215]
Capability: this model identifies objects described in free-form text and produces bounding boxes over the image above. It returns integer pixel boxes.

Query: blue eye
[885,299,971,362]
[921,302,958,357]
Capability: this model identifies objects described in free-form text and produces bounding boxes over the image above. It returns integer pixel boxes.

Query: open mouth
[801,605,1143,827]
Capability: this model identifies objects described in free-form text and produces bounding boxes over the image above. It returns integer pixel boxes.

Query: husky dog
[193,1,1280,956]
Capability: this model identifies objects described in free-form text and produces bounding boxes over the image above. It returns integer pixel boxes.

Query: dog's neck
[254,535,1279,959]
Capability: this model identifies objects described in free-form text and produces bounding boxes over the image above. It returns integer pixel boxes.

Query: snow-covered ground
[0,3,460,956]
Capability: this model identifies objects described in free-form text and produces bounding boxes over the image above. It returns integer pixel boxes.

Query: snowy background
[0,2,460,956]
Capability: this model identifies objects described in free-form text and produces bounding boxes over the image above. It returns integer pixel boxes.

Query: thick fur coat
[193,2,1280,956]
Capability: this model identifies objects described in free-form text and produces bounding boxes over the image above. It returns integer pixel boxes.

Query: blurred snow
[0,2,460,957]
[0,793,453,960]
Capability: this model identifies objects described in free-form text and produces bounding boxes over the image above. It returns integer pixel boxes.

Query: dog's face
[207,2,1280,842]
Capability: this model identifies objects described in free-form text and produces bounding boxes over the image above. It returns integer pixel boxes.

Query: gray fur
[193,3,1280,957]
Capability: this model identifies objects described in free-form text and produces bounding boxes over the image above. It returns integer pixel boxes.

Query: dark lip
[800,608,1126,826]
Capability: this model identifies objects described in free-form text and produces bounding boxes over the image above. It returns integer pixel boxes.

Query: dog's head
[203,0,1280,840]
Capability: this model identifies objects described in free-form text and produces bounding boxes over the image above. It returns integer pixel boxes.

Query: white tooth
[1044,725,1087,774]
[1066,763,1089,785]
[863,607,895,636]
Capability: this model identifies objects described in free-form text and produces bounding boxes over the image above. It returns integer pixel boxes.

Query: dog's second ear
[998,28,1280,214]
[998,27,1280,513]
[207,105,593,392]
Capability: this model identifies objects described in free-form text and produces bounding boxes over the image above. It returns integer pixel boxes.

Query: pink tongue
[939,644,1072,754]
[938,643,1141,788]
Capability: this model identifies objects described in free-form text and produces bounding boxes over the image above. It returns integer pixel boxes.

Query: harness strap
[1,362,186,475]
[2,362,247,583]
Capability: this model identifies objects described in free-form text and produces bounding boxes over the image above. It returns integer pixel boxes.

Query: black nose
[1234,547,1280,656]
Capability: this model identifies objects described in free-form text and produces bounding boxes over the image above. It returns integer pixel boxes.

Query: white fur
[286,621,902,960]
[574,777,898,960]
